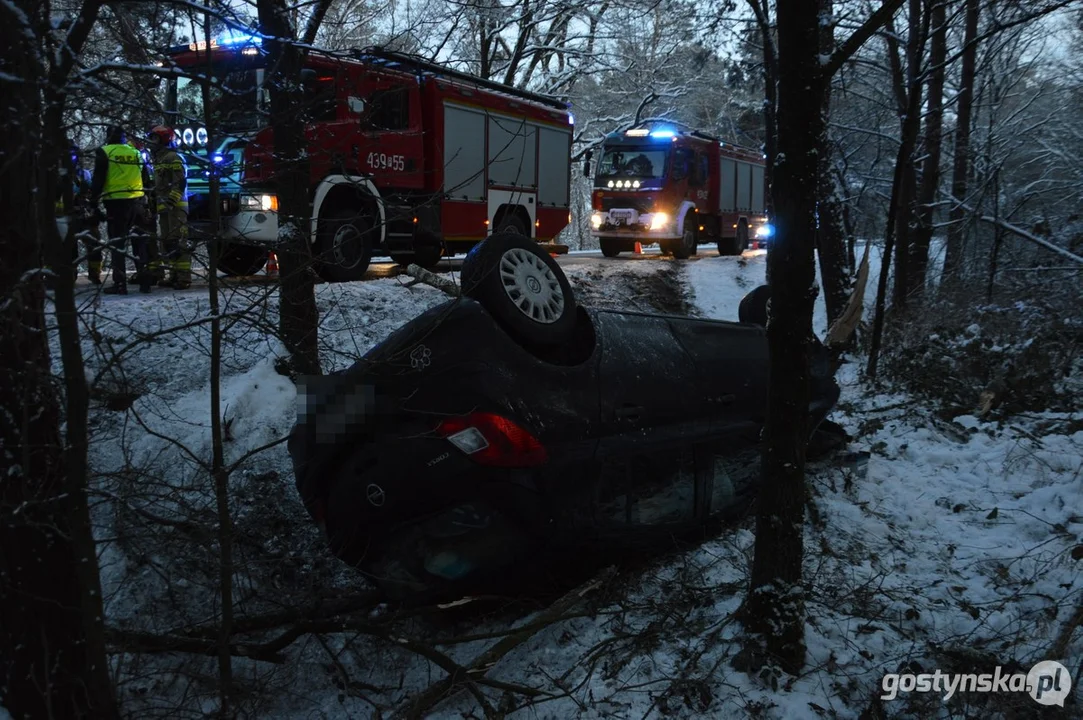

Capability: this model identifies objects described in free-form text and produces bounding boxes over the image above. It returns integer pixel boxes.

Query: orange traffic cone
[634,241,643,255]
[267,251,279,275]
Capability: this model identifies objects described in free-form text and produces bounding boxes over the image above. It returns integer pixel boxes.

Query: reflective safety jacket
[152,148,188,210]
[99,143,145,200]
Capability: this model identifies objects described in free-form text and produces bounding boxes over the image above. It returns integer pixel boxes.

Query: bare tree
[0,1,119,717]
[739,0,826,674]
[256,0,332,378]
[740,0,906,674]
[908,0,949,300]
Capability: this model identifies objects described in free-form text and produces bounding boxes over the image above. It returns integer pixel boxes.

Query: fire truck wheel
[716,235,741,256]
[600,238,622,258]
[315,208,375,282]
[217,243,268,276]
[461,232,576,347]
[672,217,696,260]
[496,214,529,236]
[738,221,750,251]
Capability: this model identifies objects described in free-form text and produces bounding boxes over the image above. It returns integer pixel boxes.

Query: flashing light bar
[649,129,676,139]
[187,30,261,52]
[625,128,649,137]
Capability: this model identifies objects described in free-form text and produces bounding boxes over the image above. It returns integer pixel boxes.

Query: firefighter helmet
[148,125,174,146]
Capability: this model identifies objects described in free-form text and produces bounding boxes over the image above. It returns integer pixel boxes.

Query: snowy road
[70,243,751,290]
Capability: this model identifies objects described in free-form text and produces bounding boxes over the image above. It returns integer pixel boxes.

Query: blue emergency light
[218,31,261,46]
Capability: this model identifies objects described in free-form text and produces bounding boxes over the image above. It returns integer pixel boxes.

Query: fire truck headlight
[590,212,603,229]
[607,180,615,188]
[632,180,641,188]
[649,212,669,231]
[182,128,195,146]
[196,127,208,146]
[755,223,774,238]
[260,194,278,212]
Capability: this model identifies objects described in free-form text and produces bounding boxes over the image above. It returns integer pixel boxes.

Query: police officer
[53,142,103,284]
[146,125,192,289]
[88,125,152,294]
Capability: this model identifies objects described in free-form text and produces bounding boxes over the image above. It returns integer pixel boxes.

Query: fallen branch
[405,263,460,297]
[951,198,1083,266]
[397,566,617,720]
[167,592,383,639]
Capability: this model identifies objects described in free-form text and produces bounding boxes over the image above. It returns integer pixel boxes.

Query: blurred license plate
[611,211,634,224]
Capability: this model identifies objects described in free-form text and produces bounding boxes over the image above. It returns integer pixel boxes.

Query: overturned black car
[289,234,846,600]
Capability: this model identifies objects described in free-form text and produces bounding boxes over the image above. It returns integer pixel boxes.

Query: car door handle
[615,405,644,421]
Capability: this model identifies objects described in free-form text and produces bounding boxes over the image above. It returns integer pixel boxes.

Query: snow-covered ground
[63,243,1080,718]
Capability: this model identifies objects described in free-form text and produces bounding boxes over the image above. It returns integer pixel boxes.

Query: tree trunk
[748,0,778,283]
[815,0,852,328]
[257,0,321,378]
[741,0,823,675]
[1,2,117,717]
[866,77,925,380]
[942,0,980,281]
[908,0,949,300]
[891,0,929,311]
[199,17,237,713]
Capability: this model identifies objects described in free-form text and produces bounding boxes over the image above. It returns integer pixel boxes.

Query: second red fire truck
[586,125,771,259]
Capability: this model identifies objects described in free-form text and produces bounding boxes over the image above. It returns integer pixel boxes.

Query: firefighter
[146,125,192,289]
[89,125,153,294]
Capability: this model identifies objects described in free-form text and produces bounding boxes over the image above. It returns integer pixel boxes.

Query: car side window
[706,443,760,514]
[596,448,696,526]
[366,86,411,130]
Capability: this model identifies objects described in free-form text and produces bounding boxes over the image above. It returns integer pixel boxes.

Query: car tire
[738,284,770,326]
[672,215,696,260]
[600,238,622,258]
[217,242,267,276]
[461,232,577,347]
[314,208,375,283]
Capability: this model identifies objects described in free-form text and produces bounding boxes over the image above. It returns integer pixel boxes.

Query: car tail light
[438,412,548,467]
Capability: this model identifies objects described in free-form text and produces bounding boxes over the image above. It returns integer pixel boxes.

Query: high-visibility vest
[101,143,144,200]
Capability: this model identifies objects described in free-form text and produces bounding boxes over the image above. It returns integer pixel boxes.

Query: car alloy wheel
[498,247,565,324]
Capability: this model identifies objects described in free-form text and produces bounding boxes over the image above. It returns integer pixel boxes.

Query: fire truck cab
[159,36,573,282]
[586,125,771,258]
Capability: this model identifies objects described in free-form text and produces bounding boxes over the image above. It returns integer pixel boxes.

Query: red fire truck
[160,37,574,282]
[585,125,771,258]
